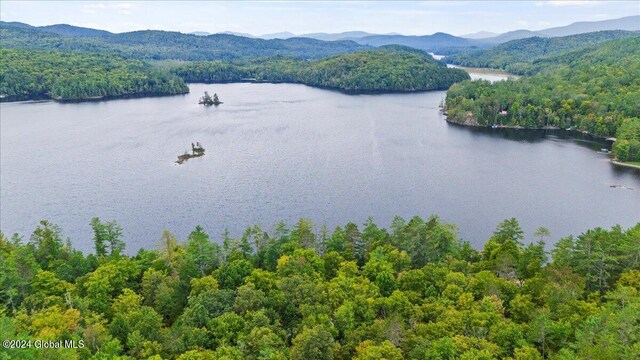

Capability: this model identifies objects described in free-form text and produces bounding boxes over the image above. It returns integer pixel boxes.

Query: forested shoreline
[446,30,638,75]
[171,46,470,93]
[0,46,468,101]
[444,36,640,163]
[0,48,189,101]
[1,217,639,359]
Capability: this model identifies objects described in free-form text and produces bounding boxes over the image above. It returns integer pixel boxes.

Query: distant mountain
[256,31,405,42]
[538,15,640,37]
[447,30,639,75]
[37,24,113,37]
[480,30,539,44]
[300,31,380,41]
[38,24,113,37]
[258,31,296,40]
[461,31,499,39]
[480,15,640,44]
[0,21,35,30]
[0,23,370,61]
[0,22,114,37]
[348,32,486,54]
[216,31,256,38]
[189,31,212,36]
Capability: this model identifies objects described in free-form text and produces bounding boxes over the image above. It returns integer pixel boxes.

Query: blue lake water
[1,81,638,253]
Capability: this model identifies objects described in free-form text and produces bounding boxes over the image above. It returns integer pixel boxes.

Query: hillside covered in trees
[0,46,469,100]
[0,22,470,99]
[445,36,640,162]
[346,32,486,55]
[0,48,189,100]
[172,46,470,92]
[0,23,369,61]
[1,216,638,359]
[446,30,639,75]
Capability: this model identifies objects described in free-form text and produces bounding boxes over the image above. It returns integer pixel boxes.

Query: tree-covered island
[175,143,205,165]
[199,92,222,106]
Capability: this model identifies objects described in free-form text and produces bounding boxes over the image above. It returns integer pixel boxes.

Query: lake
[447,64,521,82]
[1,80,639,253]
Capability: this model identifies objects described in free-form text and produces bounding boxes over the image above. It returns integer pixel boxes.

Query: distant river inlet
[1,76,639,253]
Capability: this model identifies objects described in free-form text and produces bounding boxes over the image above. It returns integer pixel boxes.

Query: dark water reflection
[453,125,604,149]
[1,83,638,253]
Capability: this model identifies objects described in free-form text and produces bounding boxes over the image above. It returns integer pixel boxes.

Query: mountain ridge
[478,15,640,43]
[0,23,370,61]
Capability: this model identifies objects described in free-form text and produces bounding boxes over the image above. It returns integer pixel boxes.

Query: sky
[1,1,638,36]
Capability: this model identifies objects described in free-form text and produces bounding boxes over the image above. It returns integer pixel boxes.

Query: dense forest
[445,36,640,162]
[0,23,368,61]
[612,118,640,164]
[446,30,639,75]
[0,48,188,100]
[172,46,470,92]
[1,216,638,359]
[0,47,469,100]
[0,22,470,98]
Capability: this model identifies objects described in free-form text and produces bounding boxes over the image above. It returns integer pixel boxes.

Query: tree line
[445,36,640,162]
[1,46,469,100]
[1,216,638,359]
[446,30,638,75]
[171,46,470,93]
[0,24,368,62]
[0,48,189,100]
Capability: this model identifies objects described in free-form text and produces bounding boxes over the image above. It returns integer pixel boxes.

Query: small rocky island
[176,142,205,164]
[199,91,222,106]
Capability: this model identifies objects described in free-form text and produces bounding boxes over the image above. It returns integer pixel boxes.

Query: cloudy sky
[1,1,638,36]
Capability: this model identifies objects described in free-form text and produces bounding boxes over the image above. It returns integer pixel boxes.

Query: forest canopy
[0,47,469,100]
[444,36,640,162]
[1,217,639,359]
[171,46,470,93]
[0,48,189,100]
[0,23,369,62]
[446,30,639,75]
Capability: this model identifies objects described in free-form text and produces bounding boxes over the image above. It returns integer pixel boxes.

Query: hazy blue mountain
[538,15,640,37]
[480,29,540,44]
[0,21,35,30]
[39,24,113,37]
[4,15,636,57]
[0,22,370,61]
[1,21,113,37]
[461,31,499,39]
[300,31,381,41]
[480,16,640,44]
[255,31,405,41]
[258,31,296,39]
[349,32,485,54]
